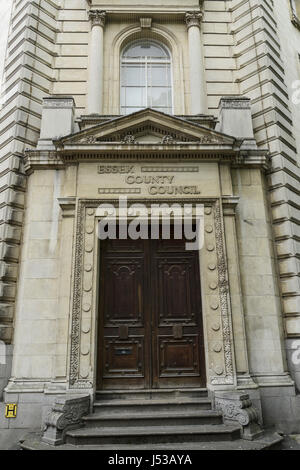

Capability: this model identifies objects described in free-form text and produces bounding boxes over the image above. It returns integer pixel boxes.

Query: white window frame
[120,40,174,115]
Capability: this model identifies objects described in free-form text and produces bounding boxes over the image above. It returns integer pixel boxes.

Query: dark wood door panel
[104,258,144,325]
[155,257,196,323]
[103,338,145,376]
[151,239,205,389]
[97,234,205,390]
[98,240,150,389]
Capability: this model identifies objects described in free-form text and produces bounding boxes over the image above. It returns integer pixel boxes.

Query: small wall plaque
[5,404,17,418]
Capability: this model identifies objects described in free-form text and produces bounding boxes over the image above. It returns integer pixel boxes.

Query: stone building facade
[0,0,300,448]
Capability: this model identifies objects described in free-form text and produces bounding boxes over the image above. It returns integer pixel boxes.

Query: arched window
[120,40,173,115]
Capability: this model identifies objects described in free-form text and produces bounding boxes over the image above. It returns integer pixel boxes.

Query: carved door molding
[68,199,235,390]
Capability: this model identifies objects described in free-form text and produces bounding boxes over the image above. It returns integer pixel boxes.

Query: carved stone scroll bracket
[214,391,264,441]
[42,395,90,446]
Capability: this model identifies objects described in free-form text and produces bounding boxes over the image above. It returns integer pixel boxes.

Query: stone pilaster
[185,11,207,115]
[87,10,106,115]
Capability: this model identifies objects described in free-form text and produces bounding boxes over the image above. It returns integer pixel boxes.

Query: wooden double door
[97,232,206,389]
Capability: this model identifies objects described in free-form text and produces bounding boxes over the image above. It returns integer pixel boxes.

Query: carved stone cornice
[89,10,106,28]
[185,11,203,29]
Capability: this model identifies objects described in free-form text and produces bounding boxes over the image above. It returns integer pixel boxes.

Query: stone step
[66,424,241,446]
[83,409,223,428]
[20,431,284,451]
[93,398,212,414]
[96,388,208,401]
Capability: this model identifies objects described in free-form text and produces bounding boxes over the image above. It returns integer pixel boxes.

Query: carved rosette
[185,11,203,29]
[89,10,106,28]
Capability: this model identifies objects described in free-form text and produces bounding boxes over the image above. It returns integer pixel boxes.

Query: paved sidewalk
[281,435,300,450]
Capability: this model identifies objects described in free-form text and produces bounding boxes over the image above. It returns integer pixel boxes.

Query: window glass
[120,40,173,115]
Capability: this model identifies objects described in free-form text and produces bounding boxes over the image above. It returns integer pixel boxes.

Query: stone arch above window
[105,24,186,115]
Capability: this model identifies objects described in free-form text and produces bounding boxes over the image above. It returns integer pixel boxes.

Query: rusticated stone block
[0,224,22,244]
[0,324,13,343]
[0,242,20,262]
[0,303,14,320]
[0,283,16,300]
[0,207,24,225]
[0,262,18,281]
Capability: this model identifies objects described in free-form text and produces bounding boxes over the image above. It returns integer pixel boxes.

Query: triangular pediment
[56,108,235,147]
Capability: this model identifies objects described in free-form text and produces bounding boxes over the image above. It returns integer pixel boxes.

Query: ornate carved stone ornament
[185,11,203,29]
[42,395,90,446]
[161,135,176,145]
[199,136,220,144]
[80,136,97,144]
[215,392,264,440]
[211,200,234,385]
[121,134,136,144]
[89,9,106,28]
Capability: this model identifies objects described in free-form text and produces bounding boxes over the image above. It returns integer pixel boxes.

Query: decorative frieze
[98,188,141,195]
[141,167,199,173]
